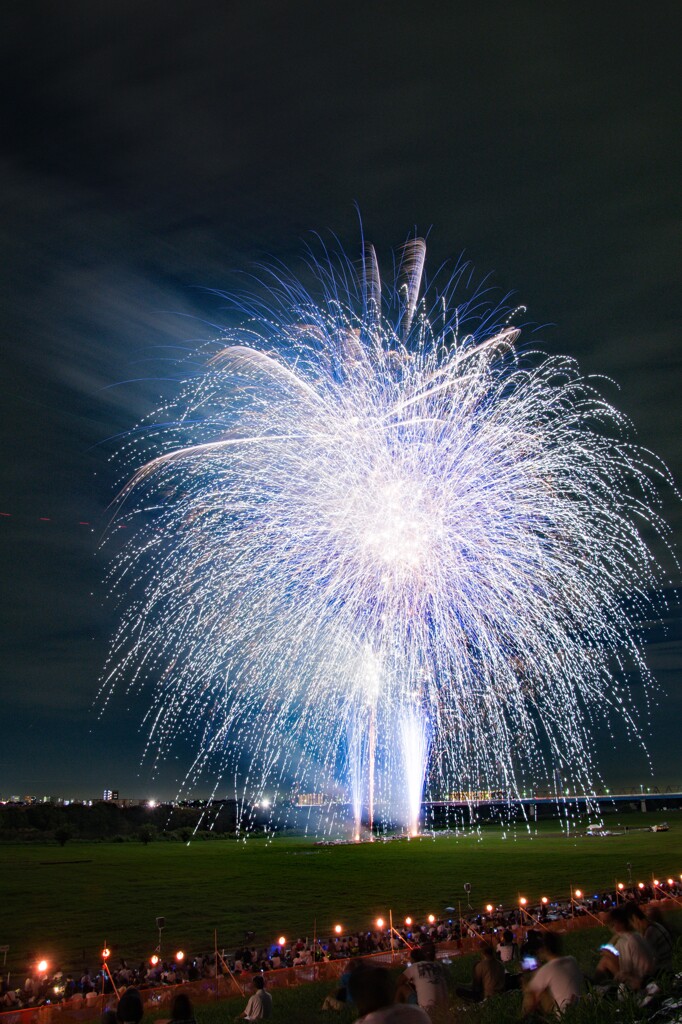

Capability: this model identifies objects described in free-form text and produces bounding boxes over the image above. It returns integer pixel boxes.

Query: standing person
[522,933,583,1016]
[237,975,272,1020]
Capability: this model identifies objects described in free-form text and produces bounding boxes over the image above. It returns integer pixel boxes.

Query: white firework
[102,238,672,833]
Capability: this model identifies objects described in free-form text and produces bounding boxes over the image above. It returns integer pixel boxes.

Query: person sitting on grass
[625,903,674,976]
[522,932,582,1016]
[349,965,430,1022]
[395,941,449,1015]
[595,905,655,992]
[496,929,516,963]
[116,987,144,1024]
[321,960,359,1011]
[157,993,196,1024]
[237,974,272,1020]
[455,943,506,1002]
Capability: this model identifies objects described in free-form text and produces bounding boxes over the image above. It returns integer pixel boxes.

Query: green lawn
[2,810,680,973]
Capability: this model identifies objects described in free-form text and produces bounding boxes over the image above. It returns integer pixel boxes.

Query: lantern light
[175,951,185,962]
[150,955,159,966]
[101,948,111,960]
[485,904,493,913]
[404,917,412,926]
[519,897,527,906]
[574,890,582,899]
[638,882,645,890]
[617,883,624,890]
[334,925,342,935]
[541,897,549,905]
[277,936,286,947]
[37,960,49,975]
[375,918,384,930]
[427,914,435,924]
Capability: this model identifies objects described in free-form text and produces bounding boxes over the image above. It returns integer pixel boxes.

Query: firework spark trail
[102,239,673,832]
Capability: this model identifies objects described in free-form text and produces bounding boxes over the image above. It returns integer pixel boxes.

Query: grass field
[2,810,680,973]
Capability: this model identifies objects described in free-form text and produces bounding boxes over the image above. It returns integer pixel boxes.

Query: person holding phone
[596,905,655,991]
[522,933,583,1016]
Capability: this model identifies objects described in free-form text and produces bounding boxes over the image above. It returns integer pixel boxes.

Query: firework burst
[102,238,672,832]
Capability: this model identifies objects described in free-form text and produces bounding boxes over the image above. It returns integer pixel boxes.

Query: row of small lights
[32,877,681,975]
[510,875,682,910]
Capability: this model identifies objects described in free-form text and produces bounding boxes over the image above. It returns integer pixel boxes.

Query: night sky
[1,3,680,799]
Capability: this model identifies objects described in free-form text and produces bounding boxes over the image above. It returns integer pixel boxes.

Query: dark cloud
[0,1,680,797]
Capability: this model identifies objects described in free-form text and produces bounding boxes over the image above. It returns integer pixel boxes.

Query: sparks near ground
[101,236,673,834]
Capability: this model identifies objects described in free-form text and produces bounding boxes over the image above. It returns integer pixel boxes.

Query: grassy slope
[153,924,682,1024]
[1,811,680,971]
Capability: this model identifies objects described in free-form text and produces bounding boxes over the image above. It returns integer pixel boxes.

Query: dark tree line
[0,799,239,842]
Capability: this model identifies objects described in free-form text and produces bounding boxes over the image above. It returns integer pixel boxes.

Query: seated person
[522,932,582,1016]
[596,905,655,991]
[497,929,517,963]
[625,904,673,975]
[349,965,429,1022]
[236,975,272,1020]
[456,943,506,1002]
[116,988,144,1024]
[158,993,196,1024]
[395,942,448,1015]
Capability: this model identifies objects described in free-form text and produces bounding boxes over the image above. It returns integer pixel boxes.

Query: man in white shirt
[237,975,272,1020]
[596,905,655,991]
[523,932,583,1015]
[396,943,449,1014]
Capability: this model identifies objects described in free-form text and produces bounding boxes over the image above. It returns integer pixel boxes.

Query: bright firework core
[346,473,436,577]
[103,236,672,835]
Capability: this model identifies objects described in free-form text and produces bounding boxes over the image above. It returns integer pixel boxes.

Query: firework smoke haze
[103,237,673,830]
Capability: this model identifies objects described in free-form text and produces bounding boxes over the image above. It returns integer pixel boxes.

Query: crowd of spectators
[1,879,679,1018]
